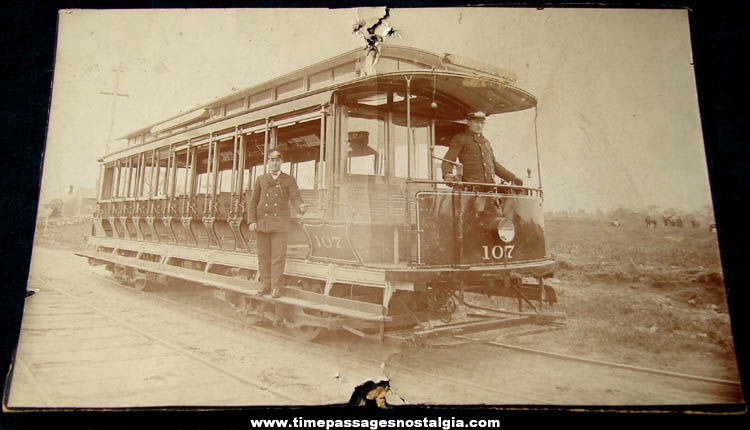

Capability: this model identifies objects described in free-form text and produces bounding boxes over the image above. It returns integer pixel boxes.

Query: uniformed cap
[267,150,283,160]
[467,111,487,121]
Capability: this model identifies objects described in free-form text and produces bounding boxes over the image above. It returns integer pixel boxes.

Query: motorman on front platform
[442,111,524,186]
[248,150,305,298]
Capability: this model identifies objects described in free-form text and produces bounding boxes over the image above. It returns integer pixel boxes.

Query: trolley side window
[194,145,210,196]
[244,132,266,186]
[117,161,129,198]
[173,149,189,197]
[140,153,155,198]
[100,165,115,200]
[216,139,235,195]
[127,155,139,198]
[157,149,169,197]
[294,159,316,190]
[273,117,323,193]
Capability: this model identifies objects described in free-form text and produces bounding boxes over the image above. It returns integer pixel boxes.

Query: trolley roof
[108,46,535,160]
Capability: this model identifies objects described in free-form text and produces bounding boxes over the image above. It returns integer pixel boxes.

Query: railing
[405,178,543,198]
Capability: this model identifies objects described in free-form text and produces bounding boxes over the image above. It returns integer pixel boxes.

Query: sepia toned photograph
[3,7,744,409]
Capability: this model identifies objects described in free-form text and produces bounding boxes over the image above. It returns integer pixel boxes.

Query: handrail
[405,178,542,192]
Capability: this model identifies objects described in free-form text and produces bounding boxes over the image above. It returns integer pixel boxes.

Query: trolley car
[77,46,559,342]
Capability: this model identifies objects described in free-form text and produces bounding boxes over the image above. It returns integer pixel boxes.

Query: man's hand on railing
[512,177,524,186]
[296,203,311,217]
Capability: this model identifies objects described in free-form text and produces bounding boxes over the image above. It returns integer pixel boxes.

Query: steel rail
[456,336,741,387]
[9,354,54,407]
[66,266,542,404]
[27,274,299,403]
[61,261,742,402]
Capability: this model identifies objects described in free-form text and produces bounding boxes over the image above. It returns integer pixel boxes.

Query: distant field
[545,216,723,284]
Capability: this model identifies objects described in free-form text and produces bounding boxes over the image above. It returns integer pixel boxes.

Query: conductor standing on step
[248,150,305,298]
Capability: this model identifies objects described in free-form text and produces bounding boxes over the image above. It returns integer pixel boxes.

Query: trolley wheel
[287,320,325,342]
[242,297,265,325]
[113,265,132,284]
[286,279,326,341]
[133,277,148,291]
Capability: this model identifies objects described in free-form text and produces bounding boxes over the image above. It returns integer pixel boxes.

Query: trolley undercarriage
[77,236,561,343]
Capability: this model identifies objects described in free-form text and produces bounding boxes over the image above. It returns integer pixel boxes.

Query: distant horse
[645,216,657,228]
[610,219,621,227]
[675,216,683,228]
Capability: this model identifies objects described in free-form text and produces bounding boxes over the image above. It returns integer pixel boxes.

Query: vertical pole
[263,117,271,175]
[154,150,161,198]
[457,190,464,265]
[211,136,219,209]
[393,228,399,264]
[101,67,129,154]
[96,165,103,201]
[168,145,176,199]
[114,160,121,199]
[132,156,139,201]
[184,141,191,211]
[187,146,196,215]
[405,80,413,179]
[136,153,144,198]
[405,76,413,264]
[205,134,212,213]
[149,150,156,199]
[326,96,337,217]
[534,107,542,191]
[318,107,326,190]
[237,133,246,213]
[231,127,239,213]
[429,119,436,183]
[125,158,132,198]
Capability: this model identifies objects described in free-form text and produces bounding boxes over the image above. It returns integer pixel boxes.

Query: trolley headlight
[491,217,515,243]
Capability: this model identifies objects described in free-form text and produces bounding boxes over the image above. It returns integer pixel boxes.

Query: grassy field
[547,216,723,280]
[519,216,738,380]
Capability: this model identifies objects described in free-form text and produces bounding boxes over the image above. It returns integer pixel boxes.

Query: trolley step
[76,249,390,322]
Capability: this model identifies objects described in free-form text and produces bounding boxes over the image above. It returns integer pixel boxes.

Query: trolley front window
[394,122,430,179]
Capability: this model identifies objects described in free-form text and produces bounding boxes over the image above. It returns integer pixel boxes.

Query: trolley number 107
[311,234,344,249]
[481,245,515,260]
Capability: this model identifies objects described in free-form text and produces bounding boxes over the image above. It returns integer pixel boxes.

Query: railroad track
[13,248,744,406]
[54,264,544,405]
[461,336,741,388]
[9,275,298,408]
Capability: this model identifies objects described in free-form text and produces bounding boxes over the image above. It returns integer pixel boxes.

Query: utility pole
[99,67,129,154]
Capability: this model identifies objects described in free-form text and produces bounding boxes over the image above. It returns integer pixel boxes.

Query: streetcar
[77,45,560,343]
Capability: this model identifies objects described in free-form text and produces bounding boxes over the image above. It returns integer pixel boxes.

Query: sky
[42,8,712,214]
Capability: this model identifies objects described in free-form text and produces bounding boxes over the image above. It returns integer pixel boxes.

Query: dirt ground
[532,216,739,381]
[30,215,742,383]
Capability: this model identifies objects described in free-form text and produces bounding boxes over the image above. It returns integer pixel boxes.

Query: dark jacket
[247,172,304,232]
[441,131,518,184]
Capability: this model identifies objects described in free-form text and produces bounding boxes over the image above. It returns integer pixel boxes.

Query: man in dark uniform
[248,150,305,297]
[442,111,524,186]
